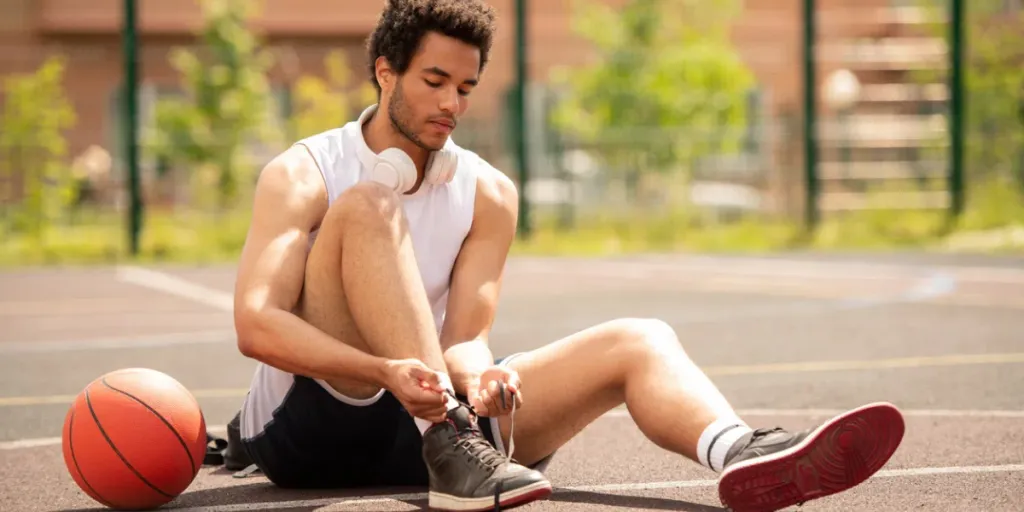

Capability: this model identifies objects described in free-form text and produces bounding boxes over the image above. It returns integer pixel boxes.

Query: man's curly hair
[366,0,497,94]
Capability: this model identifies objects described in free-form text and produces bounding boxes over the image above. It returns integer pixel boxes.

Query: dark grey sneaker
[718,402,905,512]
[422,403,552,511]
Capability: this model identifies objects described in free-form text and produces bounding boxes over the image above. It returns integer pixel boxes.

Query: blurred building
[0,0,953,214]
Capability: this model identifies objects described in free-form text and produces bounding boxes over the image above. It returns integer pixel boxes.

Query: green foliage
[150,0,278,210]
[914,0,1024,185]
[549,0,756,186]
[961,2,1024,185]
[5,179,1023,266]
[289,51,377,140]
[0,56,78,242]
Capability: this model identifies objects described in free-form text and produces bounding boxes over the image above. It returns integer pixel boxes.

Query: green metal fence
[2,0,1023,265]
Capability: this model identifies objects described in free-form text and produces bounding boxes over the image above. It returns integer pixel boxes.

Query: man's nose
[438,86,460,114]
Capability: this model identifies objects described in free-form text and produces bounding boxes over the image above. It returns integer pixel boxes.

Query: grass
[2,180,1023,268]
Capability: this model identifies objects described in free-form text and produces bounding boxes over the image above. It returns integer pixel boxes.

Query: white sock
[413,372,460,435]
[696,417,752,472]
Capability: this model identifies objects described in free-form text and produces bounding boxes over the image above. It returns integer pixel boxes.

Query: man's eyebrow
[423,66,478,86]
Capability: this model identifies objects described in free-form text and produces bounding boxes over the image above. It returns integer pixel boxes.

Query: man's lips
[429,119,455,131]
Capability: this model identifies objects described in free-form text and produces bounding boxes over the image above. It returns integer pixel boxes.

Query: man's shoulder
[257,145,329,208]
[448,142,516,196]
[446,143,517,220]
[293,123,358,155]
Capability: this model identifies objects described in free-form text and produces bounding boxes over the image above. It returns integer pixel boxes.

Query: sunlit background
[1,0,1022,266]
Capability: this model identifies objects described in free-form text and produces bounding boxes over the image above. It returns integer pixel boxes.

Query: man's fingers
[483,380,507,411]
[410,395,448,423]
[478,388,491,410]
[415,410,447,424]
[411,366,444,392]
[483,386,501,414]
[409,386,444,407]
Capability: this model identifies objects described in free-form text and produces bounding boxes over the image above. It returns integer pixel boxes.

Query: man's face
[380,32,481,151]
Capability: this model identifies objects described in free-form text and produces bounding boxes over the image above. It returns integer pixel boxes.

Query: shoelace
[443,385,520,512]
[500,381,516,462]
[444,383,517,463]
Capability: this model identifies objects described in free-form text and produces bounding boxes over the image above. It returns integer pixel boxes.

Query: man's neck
[362,111,430,174]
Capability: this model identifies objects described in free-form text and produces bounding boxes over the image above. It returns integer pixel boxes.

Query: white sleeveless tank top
[240,106,481,440]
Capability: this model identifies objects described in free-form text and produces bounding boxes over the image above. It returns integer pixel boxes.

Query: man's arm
[233,147,389,387]
[439,170,520,395]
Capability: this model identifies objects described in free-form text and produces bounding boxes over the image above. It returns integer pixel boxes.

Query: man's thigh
[489,320,640,467]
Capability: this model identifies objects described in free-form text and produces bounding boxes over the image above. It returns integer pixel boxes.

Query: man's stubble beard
[387,81,443,152]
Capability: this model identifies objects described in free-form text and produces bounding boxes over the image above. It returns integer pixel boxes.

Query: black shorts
[241,356,552,489]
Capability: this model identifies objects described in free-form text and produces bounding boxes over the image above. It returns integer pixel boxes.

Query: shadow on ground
[549,490,725,511]
[62,482,725,511]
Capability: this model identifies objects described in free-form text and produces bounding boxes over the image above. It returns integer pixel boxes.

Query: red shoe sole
[718,402,905,512]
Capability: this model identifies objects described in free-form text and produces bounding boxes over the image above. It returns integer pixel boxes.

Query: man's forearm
[238,308,390,389]
[442,338,495,395]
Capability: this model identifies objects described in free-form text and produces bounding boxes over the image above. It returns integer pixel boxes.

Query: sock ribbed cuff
[697,417,750,472]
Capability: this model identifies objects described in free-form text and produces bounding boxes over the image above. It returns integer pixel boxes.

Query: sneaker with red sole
[423,403,552,511]
[717,402,906,512]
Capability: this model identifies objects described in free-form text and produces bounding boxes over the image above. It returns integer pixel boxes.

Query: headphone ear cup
[425,149,457,185]
[372,148,417,192]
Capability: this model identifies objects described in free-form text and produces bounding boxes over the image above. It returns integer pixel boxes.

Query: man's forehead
[414,33,481,73]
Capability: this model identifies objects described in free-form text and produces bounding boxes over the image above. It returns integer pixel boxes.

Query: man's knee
[326,181,405,232]
[607,317,684,360]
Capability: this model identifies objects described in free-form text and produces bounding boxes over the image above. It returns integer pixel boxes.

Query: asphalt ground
[2,254,1023,511]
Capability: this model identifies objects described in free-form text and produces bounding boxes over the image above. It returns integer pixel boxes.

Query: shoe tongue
[445,405,477,431]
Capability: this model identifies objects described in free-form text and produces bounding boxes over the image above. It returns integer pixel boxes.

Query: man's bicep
[234,152,326,317]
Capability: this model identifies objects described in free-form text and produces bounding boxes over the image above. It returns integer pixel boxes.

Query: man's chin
[421,135,450,152]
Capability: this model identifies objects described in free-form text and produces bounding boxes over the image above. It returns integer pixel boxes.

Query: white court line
[0,329,236,354]
[172,463,1024,512]
[116,266,234,312]
[6,407,1024,451]
[116,260,949,317]
[610,408,1024,419]
[0,425,227,451]
[514,255,1024,284]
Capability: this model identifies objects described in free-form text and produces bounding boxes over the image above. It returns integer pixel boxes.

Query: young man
[232,1,906,511]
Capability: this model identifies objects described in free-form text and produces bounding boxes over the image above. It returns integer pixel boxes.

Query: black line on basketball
[102,377,197,475]
[85,387,175,498]
[68,409,117,509]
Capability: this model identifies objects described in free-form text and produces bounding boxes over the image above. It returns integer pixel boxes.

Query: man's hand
[466,365,523,417]
[383,359,449,423]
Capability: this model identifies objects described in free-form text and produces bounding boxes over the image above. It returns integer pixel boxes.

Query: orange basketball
[61,368,208,510]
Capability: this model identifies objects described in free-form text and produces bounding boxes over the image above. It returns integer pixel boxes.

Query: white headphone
[357,104,458,193]
[369,146,458,194]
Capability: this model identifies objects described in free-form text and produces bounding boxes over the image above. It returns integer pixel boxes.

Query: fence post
[802,0,819,232]
[513,0,531,238]
[123,0,143,256]
[948,0,965,221]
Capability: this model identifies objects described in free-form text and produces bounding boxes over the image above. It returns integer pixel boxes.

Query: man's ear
[375,56,396,91]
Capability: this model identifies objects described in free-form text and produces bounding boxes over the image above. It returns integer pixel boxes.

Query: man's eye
[458,89,471,97]
[424,80,441,88]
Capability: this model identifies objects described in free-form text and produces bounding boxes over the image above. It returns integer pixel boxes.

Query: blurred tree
[0,56,77,241]
[289,51,377,140]
[549,0,755,198]
[150,0,277,210]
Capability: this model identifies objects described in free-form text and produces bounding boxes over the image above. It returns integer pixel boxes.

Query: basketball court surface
[2,253,1023,511]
